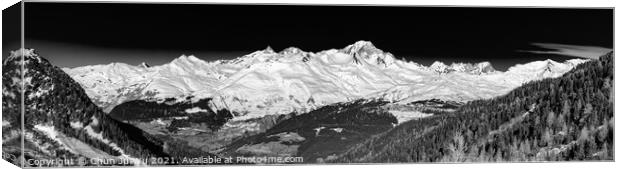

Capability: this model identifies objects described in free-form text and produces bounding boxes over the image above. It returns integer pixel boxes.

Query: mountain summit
[342,41,396,67]
[342,41,383,56]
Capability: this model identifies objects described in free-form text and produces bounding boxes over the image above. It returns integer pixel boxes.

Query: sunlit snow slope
[63,41,587,120]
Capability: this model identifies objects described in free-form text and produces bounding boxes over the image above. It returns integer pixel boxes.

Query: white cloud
[520,43,612,59]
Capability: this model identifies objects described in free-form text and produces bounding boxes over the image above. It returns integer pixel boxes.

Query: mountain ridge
[61,41,588,121]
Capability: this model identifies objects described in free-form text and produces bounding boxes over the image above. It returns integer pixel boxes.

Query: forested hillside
[2,50,170,165]
[334,52,614,162]
[109,98,233,131]
[3,50,216,166]
[223,99,397,163]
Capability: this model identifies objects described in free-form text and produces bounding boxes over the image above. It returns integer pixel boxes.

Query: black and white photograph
[0,0,615,168]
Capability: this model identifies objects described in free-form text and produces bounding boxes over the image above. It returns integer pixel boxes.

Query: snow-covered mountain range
[63,41,587,121]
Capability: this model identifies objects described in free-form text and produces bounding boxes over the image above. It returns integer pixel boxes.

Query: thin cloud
[519,43,612,59]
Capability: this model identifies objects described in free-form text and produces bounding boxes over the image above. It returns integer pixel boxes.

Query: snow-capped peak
[338,40,395,67]
[165,55,213,71]
[263,46,275,54]
[171,55,203,64]
[342,41,381,57]
[345,40,380,51]
[429,61,450,73]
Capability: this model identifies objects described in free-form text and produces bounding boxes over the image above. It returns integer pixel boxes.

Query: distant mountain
[428,61,496,74]
[332,52,614,162]
[2,49,170,166]
[63,41,587,122]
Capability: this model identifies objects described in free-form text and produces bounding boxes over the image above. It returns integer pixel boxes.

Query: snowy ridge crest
[429,61,496,74]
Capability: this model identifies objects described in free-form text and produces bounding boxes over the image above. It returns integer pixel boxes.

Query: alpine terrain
[61,41,589,156]
[64,41,586,120]
[1,41,610,166]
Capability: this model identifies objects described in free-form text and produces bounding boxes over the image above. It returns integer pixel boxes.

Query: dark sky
[3,2,614,70]
[2,2,20,58]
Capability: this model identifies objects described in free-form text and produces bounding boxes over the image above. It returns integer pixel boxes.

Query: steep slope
[333,52,613,162]
[2,49,171,167]
[64,41,587,122]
